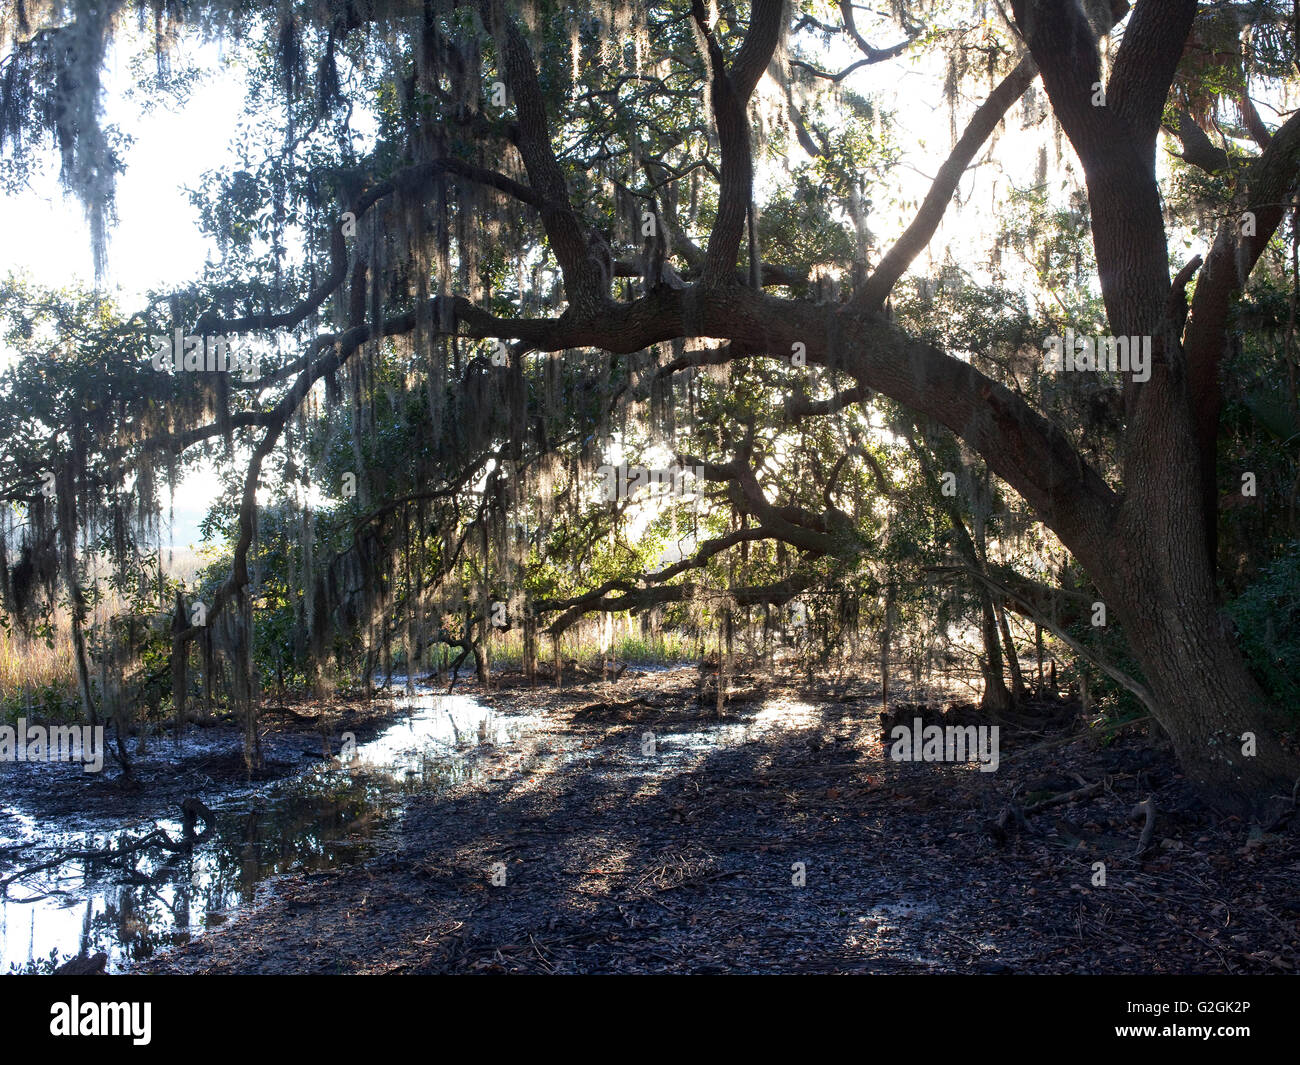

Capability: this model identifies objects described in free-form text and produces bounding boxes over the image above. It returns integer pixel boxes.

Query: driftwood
[988,775,1109,842]
[1130,798,1158,856]
[1024,777,1104,814]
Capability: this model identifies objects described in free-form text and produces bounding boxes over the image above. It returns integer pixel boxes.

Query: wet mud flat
[0,686,471,972]
[136,670,1300,975]
[0,692,416,824]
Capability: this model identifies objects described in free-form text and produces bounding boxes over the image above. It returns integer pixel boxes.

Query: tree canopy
[2,0,1299,809]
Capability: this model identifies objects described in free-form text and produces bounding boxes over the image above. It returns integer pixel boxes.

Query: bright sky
[0,37,245,547]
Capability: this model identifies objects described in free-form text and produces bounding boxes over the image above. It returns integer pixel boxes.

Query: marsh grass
[0,551,199,724]
[484,630,696,671]
[0,623,79,723]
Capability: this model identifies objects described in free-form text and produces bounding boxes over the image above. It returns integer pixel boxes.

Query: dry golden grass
[486,626,696,670]
[160,546,204,582]
[0,547,202,716]
[0,622,78,716]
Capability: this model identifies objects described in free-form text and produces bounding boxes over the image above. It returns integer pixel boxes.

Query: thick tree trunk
[68,608,96,729]
[475,639,489,687]
[1114,584,1297,813]
[1034,622,1044,693]
[1095,499,1300,812]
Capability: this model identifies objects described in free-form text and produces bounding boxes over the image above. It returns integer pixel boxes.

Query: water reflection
[1,692,523,972]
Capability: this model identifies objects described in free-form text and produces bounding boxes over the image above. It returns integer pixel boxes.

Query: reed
[0,623,79,723]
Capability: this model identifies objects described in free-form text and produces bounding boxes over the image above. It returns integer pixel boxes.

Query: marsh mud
[4,668,1299,974]
[0,685,527,971]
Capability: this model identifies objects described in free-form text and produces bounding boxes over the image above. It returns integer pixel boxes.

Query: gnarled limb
[690,0,786,287]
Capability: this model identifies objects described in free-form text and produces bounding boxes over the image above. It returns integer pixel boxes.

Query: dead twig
[1024,778,1105,814]
[999,714,1153,766]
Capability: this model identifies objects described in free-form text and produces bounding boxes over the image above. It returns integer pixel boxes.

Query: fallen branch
[569,696,650,719]
[999,714,1153,766]
[1024,778,1105,814]
[263,704,320,723]
[1130,798,1158,857]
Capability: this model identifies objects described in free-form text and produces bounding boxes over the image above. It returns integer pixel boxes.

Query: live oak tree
[2,0,1299,808]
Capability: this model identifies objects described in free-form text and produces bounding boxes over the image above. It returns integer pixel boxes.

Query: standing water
[0,691,530,973]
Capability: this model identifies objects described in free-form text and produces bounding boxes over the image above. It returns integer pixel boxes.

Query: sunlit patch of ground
[15,666,1290,976]
[747,698,822,734]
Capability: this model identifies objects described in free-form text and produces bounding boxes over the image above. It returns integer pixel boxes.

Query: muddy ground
[104,669,1300,975]
[0,692,415,828]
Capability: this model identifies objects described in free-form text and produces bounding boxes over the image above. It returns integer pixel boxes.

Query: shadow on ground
[135,670,1300,974]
